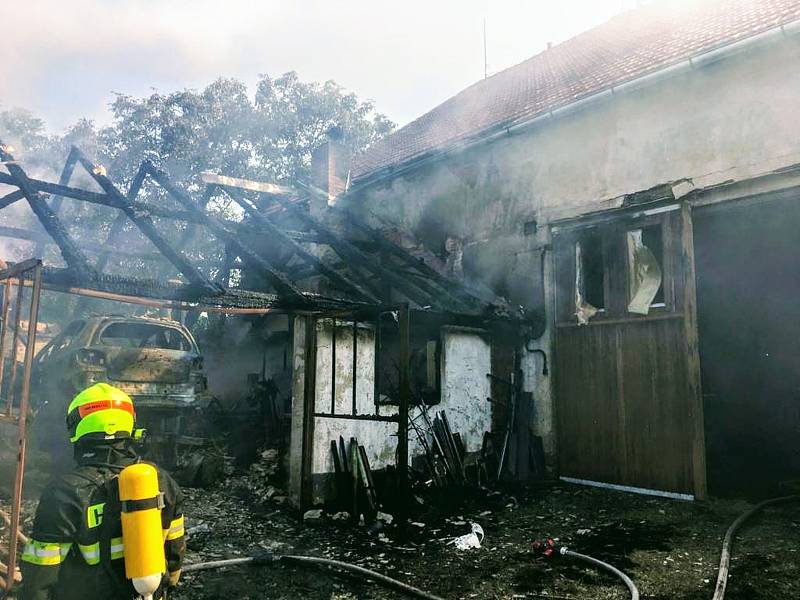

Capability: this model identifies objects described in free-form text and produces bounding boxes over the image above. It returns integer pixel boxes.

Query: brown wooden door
[553,204,706,498]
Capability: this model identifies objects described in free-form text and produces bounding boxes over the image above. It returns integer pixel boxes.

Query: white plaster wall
[311,320,399,473]
[436,329,493,453]
[354,35,800,232]
[289,319,497,505]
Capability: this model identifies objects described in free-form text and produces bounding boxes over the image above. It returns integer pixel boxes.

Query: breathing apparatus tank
[118,463,166,600]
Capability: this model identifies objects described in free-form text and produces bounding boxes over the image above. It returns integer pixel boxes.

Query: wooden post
[396,304,411,523]
[681,203,708,500]
[300,317,318,511]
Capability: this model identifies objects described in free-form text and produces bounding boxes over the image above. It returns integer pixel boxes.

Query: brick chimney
[310,126,351,216]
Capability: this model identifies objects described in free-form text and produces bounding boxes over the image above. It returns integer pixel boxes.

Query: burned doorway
[694,192,800,497]
[552,204,706,499]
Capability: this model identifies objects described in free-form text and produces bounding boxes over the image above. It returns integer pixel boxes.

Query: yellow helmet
[66,383,135,443]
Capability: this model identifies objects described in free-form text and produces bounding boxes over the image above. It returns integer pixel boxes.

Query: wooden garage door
[553,204,706,498]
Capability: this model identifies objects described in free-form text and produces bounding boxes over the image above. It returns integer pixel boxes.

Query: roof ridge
[352,0,800,185]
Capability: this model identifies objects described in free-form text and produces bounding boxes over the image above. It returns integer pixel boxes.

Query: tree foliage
[0,72,394,278]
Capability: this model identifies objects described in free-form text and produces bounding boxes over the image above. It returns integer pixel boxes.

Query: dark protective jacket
[19,441,185,600]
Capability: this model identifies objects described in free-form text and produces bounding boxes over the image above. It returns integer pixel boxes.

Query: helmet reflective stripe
[67,383,135,443]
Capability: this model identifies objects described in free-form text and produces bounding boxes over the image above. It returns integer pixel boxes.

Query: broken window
[575,230,605,324]
[627,226,664,314]
[376,320,441,406]
[97,322,193,351]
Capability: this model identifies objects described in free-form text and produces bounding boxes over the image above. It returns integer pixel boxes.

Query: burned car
[30,315,220,484]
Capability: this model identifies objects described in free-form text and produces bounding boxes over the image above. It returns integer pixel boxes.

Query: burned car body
[30,315,219,483]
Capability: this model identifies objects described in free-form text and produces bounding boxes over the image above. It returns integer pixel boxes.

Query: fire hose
[711,494,800,600]
[532,538,639,600]
[182,552,444,600]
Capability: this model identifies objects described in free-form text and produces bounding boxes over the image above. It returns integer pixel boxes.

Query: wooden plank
[554,210,700,495]
[300,317,317,511]
[680,203,708,500]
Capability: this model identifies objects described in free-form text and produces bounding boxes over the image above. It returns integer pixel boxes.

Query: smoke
[1,1,636,132]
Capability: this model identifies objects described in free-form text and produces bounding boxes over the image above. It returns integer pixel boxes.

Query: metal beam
[72,149,219,294]
[0,141,95,279]
[143,163,309,305]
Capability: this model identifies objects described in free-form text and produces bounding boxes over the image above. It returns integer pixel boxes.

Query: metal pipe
[396,304,411,522]
[10,278,279,315]
[4,263,42,592]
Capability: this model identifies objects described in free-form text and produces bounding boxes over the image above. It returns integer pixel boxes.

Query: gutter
[347,18,800,196]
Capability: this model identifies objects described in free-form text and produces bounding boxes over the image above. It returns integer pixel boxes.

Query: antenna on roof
[483,17,488,79]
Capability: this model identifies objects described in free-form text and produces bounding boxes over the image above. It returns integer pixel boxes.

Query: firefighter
[19,383,185,600]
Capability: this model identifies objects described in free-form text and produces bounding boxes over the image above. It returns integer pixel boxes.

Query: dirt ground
[2,451,798,600]
[169,465,800,600]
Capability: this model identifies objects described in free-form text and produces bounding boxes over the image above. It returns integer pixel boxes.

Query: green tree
[1,72,394,318]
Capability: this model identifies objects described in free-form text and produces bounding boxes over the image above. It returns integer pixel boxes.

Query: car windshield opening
[97,322,192,351]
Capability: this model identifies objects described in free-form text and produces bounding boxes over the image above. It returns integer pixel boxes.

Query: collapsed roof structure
[0,141,521,323]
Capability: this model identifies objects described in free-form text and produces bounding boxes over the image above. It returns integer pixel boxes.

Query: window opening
[627,226,664,314]
[97,322,193,351]
[575,231,604,324]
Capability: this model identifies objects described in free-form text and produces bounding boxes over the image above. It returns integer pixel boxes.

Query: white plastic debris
[449,523,484,550]
[303,509,323,522]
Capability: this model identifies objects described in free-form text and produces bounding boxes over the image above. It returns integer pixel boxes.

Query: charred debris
[0,140,544,530]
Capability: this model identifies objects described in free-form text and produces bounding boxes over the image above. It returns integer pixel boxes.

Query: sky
[1,0,642,133]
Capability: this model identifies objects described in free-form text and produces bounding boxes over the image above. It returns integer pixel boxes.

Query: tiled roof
[352,0,800,184]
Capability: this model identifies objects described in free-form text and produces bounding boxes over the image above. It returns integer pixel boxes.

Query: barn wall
[289,317,494,505]
[347,33,800,468]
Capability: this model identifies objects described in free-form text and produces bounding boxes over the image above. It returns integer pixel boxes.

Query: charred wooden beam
[0,141,96,279]
[73,148,219,294]
[340,206,482,309]
[35,148,79,256]
[300,180,476,310]
[0,226,46,243]
[0,225,161,260]
[220,186,379,302]
[260,185,460,310]
[0,190,24,210]
[94,163,148,273]
[0,171,207,224]
[143,163,310,306]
